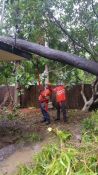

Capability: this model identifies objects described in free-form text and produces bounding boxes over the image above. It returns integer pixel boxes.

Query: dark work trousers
[40,102,50,122]
[57,101,67,122]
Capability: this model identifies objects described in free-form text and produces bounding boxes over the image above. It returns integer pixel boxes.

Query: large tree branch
[81,78,98,105]
[46,9,94,57]
[81,84,87,103]
[0,0,6,26]
[79,12,98,59]
[91,0,98,19]
[81,83,94,111]
[94,77,98,95]
[92,77,98,94]
[95,82,98,95]
[0,36,98,75]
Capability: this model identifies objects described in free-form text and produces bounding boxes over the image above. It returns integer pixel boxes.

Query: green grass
[17,111,98,175]
[23,132,42,142]
[0,107,18,120]
[82,111,98,142]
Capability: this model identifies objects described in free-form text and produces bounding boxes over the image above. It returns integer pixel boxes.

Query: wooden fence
[0,84,92,109]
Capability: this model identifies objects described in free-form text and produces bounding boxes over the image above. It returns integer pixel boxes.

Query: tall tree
[0,0,98,110]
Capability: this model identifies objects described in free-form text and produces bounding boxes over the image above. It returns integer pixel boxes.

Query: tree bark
[44,64,49,85]
[0,36,98,75]
[81,78,98,111]
[14,62,20,107]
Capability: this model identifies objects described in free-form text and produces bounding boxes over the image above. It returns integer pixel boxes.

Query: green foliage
[35,144,98,175]
[0,0,97,86]
[23,132,41,142]
[17,112,98,175]
[82,111,98,142]
[52,128,72,142]
[82,117,95,131]
[7,112,17,120]
[17,138,98,175]
[0,62,15,85]
[82,111,98,133]
[0,108,18,120]
[18,144,77,175]
[0,59,46,87]
[16,60,38,87]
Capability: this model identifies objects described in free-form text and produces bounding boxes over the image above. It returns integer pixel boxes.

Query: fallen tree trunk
[0,36,98,76]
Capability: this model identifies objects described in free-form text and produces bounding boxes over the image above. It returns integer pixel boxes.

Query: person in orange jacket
[38,86,52,125]
[53,84,67,122]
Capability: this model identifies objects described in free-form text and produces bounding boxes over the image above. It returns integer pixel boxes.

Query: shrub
[23,132,41,142]
[82,111,98,142]
[17,113,98,175]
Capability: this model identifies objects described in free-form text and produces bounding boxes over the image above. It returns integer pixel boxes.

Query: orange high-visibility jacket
[38,89,51,111]
[38,89,51,103]
[53,85,67,103]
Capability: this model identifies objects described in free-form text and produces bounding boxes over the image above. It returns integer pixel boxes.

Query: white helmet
[57,80,64,85]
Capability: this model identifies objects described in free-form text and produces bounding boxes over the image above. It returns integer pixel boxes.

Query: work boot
[64,117,67,122]
[46,121,51,125]
[41,119,46,123]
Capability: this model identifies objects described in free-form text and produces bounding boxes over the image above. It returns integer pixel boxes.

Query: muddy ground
[0,108,91,175]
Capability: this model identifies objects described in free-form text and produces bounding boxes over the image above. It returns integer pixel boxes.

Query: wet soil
[0,108,91,175]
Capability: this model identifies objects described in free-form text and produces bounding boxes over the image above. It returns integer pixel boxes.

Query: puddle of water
[0,142,25,162]
[0,142,42,175]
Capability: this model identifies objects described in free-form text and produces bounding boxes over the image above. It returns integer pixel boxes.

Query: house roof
[0,49,25,61]
[0,39,32,61]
